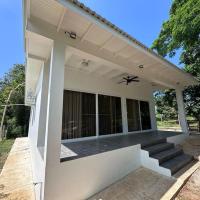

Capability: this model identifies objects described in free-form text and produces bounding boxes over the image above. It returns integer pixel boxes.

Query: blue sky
[0,0,181,78]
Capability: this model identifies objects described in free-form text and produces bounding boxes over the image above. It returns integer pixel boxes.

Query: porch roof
[24,0,198,98]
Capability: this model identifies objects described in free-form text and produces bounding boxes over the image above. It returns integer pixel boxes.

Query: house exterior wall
[28,63,158,200]
[28,65,46,192]
[46,144,141,200]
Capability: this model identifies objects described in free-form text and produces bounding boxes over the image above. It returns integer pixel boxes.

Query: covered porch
[60,130,182,162]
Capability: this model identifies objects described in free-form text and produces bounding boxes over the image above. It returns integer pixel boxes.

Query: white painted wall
[28,66,43,147]
[28,65,46,200]
[167,133,188,145]
[64,69,153,100]
[45,145,141,200]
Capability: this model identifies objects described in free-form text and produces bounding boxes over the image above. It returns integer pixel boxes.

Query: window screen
[62,90,96,139]
[98,95,122,135]
[126,99,141,132]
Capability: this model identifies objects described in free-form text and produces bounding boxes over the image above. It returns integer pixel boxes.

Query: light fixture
[81,59,90,67]
[138,64,144,69]
[65,31,77,39]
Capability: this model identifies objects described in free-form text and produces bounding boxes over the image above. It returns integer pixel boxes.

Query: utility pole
[0,83,25,140]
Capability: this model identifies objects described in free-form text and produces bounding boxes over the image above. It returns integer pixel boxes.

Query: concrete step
[161,154,193,175]
[151,147,183,164]
[142,142,174,156]
[141,138,166,148]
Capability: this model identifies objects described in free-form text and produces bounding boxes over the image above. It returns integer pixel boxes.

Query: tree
[152,0,200,128]
[0,64,30,138]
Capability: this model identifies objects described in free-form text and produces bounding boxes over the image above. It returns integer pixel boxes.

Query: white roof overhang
[24,0,199,99]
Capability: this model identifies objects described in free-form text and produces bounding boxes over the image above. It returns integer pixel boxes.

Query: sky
[0,0,182,79]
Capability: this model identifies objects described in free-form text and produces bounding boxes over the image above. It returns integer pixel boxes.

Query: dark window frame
[98,94,123,135]
[62,90,96,139]
[140,100,152,130]
[126,98,141,132]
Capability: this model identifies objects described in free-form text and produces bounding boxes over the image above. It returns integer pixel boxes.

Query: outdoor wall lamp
[65,31,77,39]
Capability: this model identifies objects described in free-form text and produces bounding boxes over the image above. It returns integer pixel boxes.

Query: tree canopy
[152,0,200,125]
[0,64,30,138]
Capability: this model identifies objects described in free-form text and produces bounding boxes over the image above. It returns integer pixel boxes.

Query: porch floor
[61,130,182,162]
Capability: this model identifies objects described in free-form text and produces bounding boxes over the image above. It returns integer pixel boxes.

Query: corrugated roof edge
[65,0,198,84]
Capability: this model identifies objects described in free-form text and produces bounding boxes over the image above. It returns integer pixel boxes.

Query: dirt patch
[178,135,200,160]
[175,168,200,200]
[175,135,200,200]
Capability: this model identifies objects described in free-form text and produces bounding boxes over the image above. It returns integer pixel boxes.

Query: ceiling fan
[118,75,139,85]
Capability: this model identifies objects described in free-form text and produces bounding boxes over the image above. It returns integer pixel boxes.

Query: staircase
[141,139,193,176]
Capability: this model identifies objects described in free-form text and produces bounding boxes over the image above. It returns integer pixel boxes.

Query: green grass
[0,139,14,172]
[157,120,180,129]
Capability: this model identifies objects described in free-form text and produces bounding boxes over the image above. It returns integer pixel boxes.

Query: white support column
[42,39,65,200]
[37,59,50,148]
[122,97,128,134]
[176,88,188,134]
[149,91,157,131]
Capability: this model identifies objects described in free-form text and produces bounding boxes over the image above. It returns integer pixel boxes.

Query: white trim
[138,100,142,130]
[81,23,95,42]
[57,7,66,32]
[61,128,153,143]
[96,93,99,137]
[121,97,128,134]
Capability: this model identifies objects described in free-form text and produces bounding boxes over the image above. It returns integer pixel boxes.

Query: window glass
[62,90,96,139]
[126,99,141,132]
[98,95,122,135]
[140,101,151,130]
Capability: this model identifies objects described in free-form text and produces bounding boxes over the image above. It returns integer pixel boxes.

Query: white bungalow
[23,0,198,200]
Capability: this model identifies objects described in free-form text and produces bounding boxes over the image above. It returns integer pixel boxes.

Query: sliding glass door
[62,89,152,140]
[98,94,122,135]
[62,90,96,139]
[126,99,141,131]
[140,101,151,130]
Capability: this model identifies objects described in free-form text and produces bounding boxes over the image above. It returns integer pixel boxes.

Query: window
[98,95,122,135]
[140,101,151,130]
[62,90,96,139]
[126,99,141,132]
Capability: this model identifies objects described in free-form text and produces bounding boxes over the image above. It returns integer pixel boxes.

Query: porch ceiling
[25,0,198,93]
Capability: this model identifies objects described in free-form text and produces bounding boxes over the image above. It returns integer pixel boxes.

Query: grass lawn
[0,139,14,172]
[157,120,180,129]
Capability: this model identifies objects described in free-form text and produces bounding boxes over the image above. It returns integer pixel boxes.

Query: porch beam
[98,35,113,50]
[57,7,66,32]
[176,88,188,134]
[28,53,46,62]
[105,70,122,79]
[81,23,94,41]
[98,67,114,76]
[114,45,128,57]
